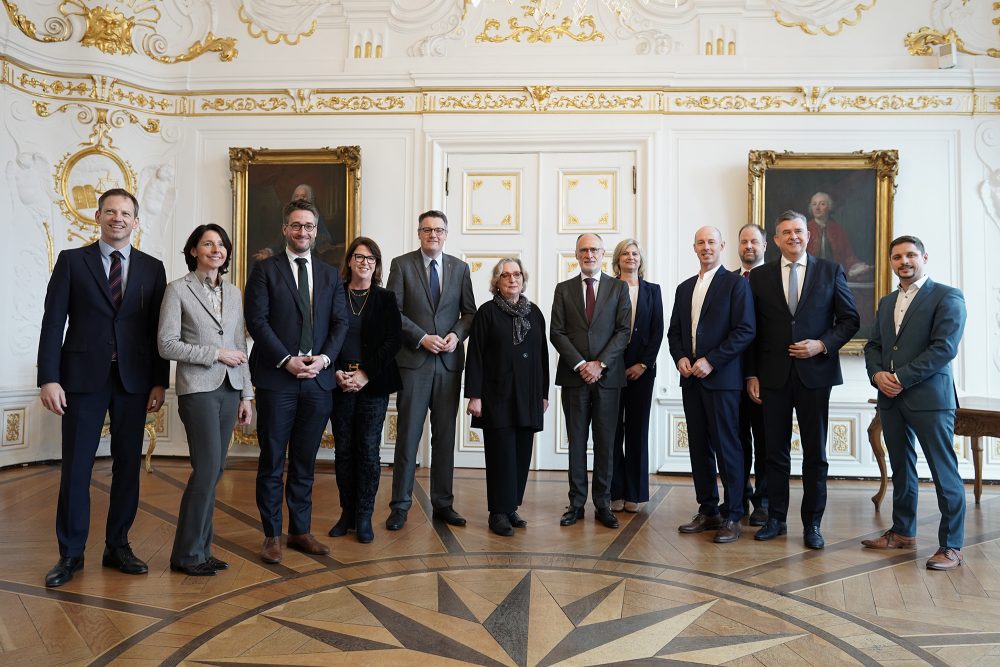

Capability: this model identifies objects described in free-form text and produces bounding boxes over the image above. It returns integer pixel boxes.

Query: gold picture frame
[229,146,361,290]
[748,149,898,354]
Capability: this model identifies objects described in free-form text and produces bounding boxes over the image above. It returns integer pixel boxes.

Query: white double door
[444,150,636,471]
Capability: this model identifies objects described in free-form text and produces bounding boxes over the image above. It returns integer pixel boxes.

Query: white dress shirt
[691,265,721,356]
[781,255,807,307]
[894,275,929,334]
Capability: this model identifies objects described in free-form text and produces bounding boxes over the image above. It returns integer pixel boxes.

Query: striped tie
[109,250,123,309]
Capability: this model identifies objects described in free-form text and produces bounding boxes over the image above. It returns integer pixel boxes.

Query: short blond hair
[611,238,644,279]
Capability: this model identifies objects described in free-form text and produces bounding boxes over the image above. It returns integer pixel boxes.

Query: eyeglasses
[499,271,522,280]
[285,223,317,232]
[352,253,377,264]
[419,227,448,236]
[578,247,603,255]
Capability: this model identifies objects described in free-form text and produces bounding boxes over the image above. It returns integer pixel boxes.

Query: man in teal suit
[863,235,967,570]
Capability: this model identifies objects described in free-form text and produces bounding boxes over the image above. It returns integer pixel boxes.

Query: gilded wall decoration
[771,0,878,36]
[462,172,521,233]
[476,0,604,44]
[436,92,532,111]
[3,410,25,447]
[905,0,1000,59]
[2,0,238,63]
[823,94,956,112]
[672,94,800,112]
[559,170,617,233]
[238,2,318,46]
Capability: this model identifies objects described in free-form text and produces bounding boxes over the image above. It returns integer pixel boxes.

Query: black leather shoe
[433,506,467,526]
[754,518,787,541]
[678,513,723,533]
[356,516,374,544]
[386,509,407,531]
[45,556,84,588]
[508,511,527,528]
[102,545,148,574]
[170,561,216,576]
[748,506,769,527]
[595,507,620,529]
[489,512,514,536]
[206,556,229,571]
[804,525,825,549]
[329,513,355,537]
[560,507,585,526]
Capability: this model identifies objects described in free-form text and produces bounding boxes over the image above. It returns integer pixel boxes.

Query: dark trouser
[391,356,461,512]
[561,383,620,510]
[681,383,744,521]
[255,381,332,537]
[611,369,654,503]
[483,427,534,513]
[57,363,148,557]
[172,381,239,567]
[761,371,831,526]
[331,390,390,518]
[740,390,767,509]
[881,402,965,548]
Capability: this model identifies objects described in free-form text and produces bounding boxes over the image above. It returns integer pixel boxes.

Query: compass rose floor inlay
[1,460,999,666]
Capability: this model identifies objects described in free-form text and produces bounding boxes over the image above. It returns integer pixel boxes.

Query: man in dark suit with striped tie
[38,188,169,587]
[244,199,348,564]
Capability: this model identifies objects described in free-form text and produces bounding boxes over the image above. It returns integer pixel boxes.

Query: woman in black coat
[328,237,402,544]
[465,258,549,536]
[610,239,664,513]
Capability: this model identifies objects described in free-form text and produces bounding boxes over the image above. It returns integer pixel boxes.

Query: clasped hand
[421,333,459,354]
[336,368,369,392]
[285,355,321,379]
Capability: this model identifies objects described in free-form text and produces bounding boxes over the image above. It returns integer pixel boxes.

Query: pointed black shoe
[102,545,148,574]
[45,556,84,588]
[489,512,514,536]
[328,513,355,537]
[595,507,620,529]
[386,509,407,531]
[560,507,585,526]
[804,525,825,549]
[356,516,374,544]
[432,506,467,526]
[754,518,787,541]
[508,511,527,528]
[170,561,216,576]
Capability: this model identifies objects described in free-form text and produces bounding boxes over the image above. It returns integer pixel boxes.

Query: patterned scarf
[493,293,532,345]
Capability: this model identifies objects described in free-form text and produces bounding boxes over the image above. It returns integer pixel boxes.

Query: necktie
[584,277,596,322]
[429,259,440,309]
[109,250,123,309]
[787,261,799,315]
[742,270,750,279]
[295,258,313,353]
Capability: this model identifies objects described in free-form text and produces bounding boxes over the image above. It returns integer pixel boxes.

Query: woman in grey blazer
[158,224,253,576]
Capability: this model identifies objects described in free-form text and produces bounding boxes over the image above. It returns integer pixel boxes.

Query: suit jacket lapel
[699,266,728,321]
[277,255,304,316]
[183,272,223,328]
[593,273,614,318]
[84,243,116,308]
[769,261,785,308]
[896,278,935,338]
[797,255,819,312]
[413,251,435,311]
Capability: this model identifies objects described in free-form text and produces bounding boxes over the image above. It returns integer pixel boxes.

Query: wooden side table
[867,396,1000,511]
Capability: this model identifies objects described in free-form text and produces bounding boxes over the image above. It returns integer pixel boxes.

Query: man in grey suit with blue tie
[386,210,477,531]
[863,235,967,570]
[551,233,631,529]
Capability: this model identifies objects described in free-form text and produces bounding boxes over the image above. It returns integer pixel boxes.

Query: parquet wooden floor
[1,459,998,666]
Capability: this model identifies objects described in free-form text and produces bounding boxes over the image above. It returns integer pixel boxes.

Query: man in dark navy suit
[244,199,348,564]
[746,210,860,549]
[38,188,169,587]
[667,226,755,543]
[863,235,967,570]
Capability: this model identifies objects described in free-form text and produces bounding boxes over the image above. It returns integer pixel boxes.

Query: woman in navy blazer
[610,239,664,512]
[327,237,403,544]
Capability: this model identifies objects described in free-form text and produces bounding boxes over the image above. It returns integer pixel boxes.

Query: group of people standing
[37,187,969,588]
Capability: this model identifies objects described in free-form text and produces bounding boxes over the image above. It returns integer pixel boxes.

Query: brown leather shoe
[713,520,741,543]
[926,547,963,570]
[862,529,916,550]
[287,533,330,556]
[678,513,723,533]
[260,537,281,564]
